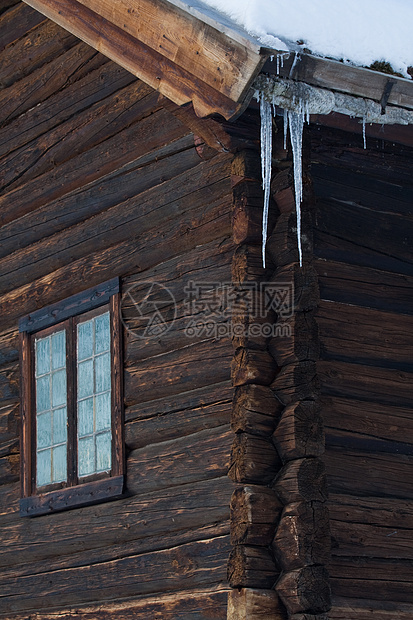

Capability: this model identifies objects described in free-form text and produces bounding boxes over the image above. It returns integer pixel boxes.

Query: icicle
[276,55,280,75]
[283,108,288,150]
[287,101,305,267]
[362,116,367,149]
[259,95,273,268]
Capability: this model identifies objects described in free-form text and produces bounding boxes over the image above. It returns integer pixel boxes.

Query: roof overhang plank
[23,0,266,119]
[264,53,413,112]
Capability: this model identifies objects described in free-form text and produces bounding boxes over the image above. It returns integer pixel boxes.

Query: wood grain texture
[228,588,287,619]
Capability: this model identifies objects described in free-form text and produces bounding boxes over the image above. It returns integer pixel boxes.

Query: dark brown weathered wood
[232,181,269,246]
[318,360,413,407]
[0,361,19,404]
[229,432,281,484]
[315,259,413,315]
[316,301,413,369]
[0,328,18,365]
[291,615,329,620]
[276,566,331,615]
[272,264,320,313]
[329,597,413,619]
[269,312,319,367]
[110,293,124,478]
[324,450,413,500]
[127,426,232,495]
[0,535,231,612]
[272,501,331,571]
[271,361,319,406]
[227,544,279,589]
[273,458,328,504]
[231,347,278,387]
[232,244,271,284]
[230,485,282,546]
[231,383,283,436]
[273,401,325,462]
[0,2,45,52]
[228,588,287,619]
[267,210,313,267]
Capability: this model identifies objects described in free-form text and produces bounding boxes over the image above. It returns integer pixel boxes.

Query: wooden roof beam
[23,0,268,119]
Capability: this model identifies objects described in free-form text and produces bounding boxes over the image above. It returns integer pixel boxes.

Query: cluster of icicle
[256,75,413,268]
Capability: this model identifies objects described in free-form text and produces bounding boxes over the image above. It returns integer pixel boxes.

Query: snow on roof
[199,0,413,79]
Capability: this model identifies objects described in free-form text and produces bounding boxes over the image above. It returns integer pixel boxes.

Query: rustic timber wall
[310,124,413,619]
[0,3,237,616]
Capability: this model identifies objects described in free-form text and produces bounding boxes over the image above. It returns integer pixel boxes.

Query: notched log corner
[272,501,331,571]
[272,401,325,463]
[275,565,331,615]
[232,347,278,387]
[272,458,328,504]
[230,485,282,546]
[228,432,281,484]
[227,545,279,589]
[227,587,287,619]
[271,361,319,406]
[231,384,283,436]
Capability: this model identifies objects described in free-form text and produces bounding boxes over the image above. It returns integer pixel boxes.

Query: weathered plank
[0,477,233,572]
[315,259,413,314]
[0,2,45,52]
[126,426,232,495]
[0,328,18,365]
[0,536,231,612]
[228,588,286,620]
[1,81,157,191]
[329,597,413,619]
[0,588,230,620]
[324,449,413,499]
[318,360,413,407]
[316,301,413,369]
[328,557,413,603]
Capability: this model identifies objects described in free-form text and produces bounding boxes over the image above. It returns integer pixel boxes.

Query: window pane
[95,312,110,353]
[77,359,94,399]
[51,331,66,370]
[95,353,111,393]
[37,411,52,449]
[52,370,67,408]
[96,432,111,472]
[95,391,111,431]
[52,445,67,482]
[35,336,50,376]
[78,398,94,437]
[53,407,67,444]
[78,436,95,477]
[37,449,51,487]
[78,320,94,361]
[36,375,50,413]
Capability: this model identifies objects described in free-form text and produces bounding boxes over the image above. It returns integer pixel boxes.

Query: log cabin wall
[0,3,239,616]
[309,123,413,619]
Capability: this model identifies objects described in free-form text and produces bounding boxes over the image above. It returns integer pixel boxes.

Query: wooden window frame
[19,279,124,517]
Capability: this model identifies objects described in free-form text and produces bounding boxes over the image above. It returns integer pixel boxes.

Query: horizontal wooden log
[330,518,413,560]
[322,396,413,447]
[329,493,413,531]
[316,301,413,369]
[273,401,325,463]
[315,259,413,315]
[227,588,287,620]
[126,397,231,451]
[0,476,233,571]
[0,177,232,332]
[0,588,230,620]
[227,545,279,589]
[231,348,278,387]
[127,426,232,495]
[324,449,413,500]
[0,535,231,612]
[273,458,328,504]
[0,452,19,486]
[0,2,45,53]
[230,485,282,546]
[0,40,101,126]
[312,163,413,218]
[228,433,281,484]
[291,615,329,620]
[0,362,19,403]
[318,360,413,408]
[2,81,157,192]
[328,597,413,619]
[268,312,319,367]
[0,328,18,365]
[271,362,319,406]
[329,557,413,603]
[272,501,331,571]
[0,105,187,227]
[276,566,331,615]
[0,137,229,260]
[125,337,232,406]
[231,384,283,436]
